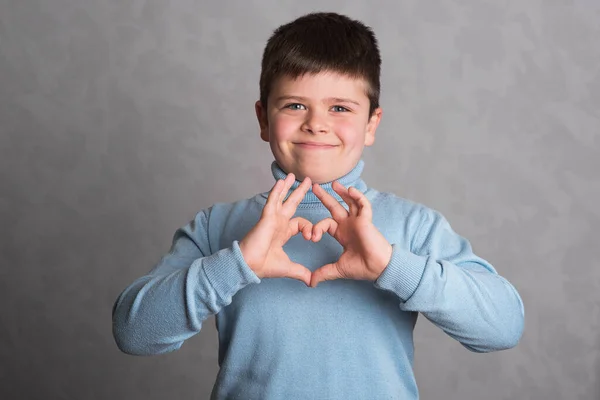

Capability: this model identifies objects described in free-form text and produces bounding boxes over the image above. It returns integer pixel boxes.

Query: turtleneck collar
[268,159,368,207]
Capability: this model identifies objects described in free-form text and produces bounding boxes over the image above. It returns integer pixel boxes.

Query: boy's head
[259,12,381,116]
[256,12,383,184]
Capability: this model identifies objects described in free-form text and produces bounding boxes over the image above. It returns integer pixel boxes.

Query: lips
[295,142,338,148]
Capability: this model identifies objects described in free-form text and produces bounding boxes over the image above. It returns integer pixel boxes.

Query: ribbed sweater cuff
[374,244,426,302]
[202,240,261,298]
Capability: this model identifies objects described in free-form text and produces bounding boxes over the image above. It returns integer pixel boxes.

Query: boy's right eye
[284,103,307,111]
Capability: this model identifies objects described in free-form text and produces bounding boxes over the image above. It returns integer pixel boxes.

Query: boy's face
[255,72,382,184]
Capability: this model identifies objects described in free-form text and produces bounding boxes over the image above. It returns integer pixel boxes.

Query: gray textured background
[1,1,599,399]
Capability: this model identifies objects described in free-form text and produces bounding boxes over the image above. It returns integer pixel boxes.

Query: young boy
[112,12,524,399]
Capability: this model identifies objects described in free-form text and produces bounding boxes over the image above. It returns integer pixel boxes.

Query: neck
[270,160,368,205]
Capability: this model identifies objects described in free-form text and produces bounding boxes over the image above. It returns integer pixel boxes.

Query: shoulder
[368,188,453,246]
[198,195,261,224]
[195,194,268,236]
[177,196,260,251]
[368,188,441,221]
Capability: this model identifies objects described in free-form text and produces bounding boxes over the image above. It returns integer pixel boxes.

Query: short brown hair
[259,12,381,115]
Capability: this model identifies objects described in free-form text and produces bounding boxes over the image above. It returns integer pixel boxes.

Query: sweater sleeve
[374,208,524,353]
[111,208,261,356]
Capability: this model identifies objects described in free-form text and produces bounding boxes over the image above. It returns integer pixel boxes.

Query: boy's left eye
[331,105,349,112]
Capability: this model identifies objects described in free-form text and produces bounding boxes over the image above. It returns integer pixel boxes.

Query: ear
[255,101,269,142]
[364,107,383,147]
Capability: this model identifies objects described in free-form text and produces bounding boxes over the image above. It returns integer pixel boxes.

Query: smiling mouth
[294,142,338,149]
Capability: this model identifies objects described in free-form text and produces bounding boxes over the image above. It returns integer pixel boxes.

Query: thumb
[310,263,342,288]
[285,262,313,287]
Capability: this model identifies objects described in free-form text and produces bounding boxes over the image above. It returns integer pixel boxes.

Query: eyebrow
[274,96,361,106]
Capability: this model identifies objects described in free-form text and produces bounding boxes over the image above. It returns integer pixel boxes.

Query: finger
[310,263,341,287]
[332,181,358,216]
[282,177,312,216]
[312,183,348,221]
[278,173,296,204]
[312,218,338,242]
[289,217,313,240]
[286,262,313,287]
[264,179,284,213]
[348,186,373,220]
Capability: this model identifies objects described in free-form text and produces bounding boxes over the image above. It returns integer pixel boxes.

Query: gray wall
[1,1,599,399]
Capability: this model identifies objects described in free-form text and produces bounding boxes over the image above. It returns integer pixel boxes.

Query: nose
[301,109,329,135]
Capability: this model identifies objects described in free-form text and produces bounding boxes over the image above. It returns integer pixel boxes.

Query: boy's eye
[331,105,349,112]
[284,103,306,110]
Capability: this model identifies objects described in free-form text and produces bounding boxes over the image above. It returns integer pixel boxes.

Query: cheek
[333,118,366,144]
[270,115,299,139]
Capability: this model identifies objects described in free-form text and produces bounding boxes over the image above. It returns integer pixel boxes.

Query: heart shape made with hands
[273,174,393,288]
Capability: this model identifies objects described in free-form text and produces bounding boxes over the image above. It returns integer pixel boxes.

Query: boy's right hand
[239,173,313,286]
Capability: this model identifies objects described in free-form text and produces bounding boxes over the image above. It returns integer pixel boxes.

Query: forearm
[375,245,524,352]
[112,241,260,356]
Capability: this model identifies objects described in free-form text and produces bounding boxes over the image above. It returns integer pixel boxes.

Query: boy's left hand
[309,181,393,288]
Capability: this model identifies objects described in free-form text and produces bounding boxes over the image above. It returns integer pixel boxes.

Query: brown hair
[259,12,381,115]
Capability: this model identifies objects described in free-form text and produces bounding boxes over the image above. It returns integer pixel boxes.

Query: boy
[112,12,524,399]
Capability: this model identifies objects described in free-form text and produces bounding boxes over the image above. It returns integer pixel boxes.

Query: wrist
[372,243,393,281]
[239,240,263,278]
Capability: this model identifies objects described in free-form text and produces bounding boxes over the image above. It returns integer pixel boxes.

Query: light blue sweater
[112,159,524,399]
